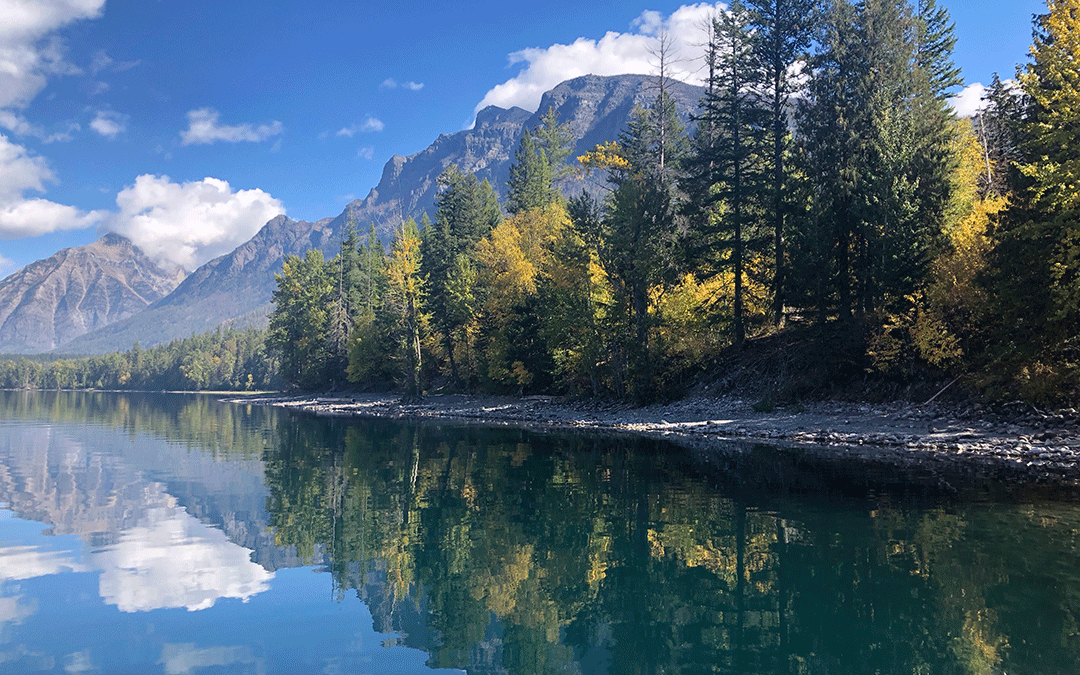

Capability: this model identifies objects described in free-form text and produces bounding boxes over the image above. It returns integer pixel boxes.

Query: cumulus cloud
[0,253,15,278]
[337,116,384,137]
[180,108,283,146]
[92,507,274,613]
[0,133,104,238]
[89,109,127,139]
[950,82,986,118]
[357,146,374,160]
[0,0,106,109]
[475,3,723,115]
[381,78,424,91]
[108,174,284,270]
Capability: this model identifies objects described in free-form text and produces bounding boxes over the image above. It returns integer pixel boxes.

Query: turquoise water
[1,390,1079,674]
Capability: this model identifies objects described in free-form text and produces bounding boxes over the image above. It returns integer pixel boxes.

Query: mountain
[56,74,705,354]
[58,215,337,354]
[349,73,705,242]
[0,234,184,354]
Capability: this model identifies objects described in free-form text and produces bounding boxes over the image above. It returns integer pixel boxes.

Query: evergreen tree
[268,250,332,389]
[793,0,870,321]
[507,132,554,215]
[327,219,361,381]
[746,0,815,327]
[689,1,769,347]
[984,0,1080,399]
[594,95,688,399]
[533,106,575,182]
[421,166,501,385]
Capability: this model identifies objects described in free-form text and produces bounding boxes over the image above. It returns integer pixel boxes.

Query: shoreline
[227,392,1080,482]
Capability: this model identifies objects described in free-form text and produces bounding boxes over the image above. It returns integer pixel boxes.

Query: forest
[3,0,1078,406]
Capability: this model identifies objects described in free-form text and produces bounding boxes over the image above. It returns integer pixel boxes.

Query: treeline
[0,326,277,391]
[269,0,1080,405]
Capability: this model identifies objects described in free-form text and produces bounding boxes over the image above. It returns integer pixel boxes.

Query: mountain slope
[350,73,704,242]
[57,74,705,354]
[0,234,184,354]
[58,215,335,353]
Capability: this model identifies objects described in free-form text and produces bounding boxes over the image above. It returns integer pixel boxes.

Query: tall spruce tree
[600,95,688,399]
[746,0,814,327]
[689,1,768,347]
[421,165,501,385]
[793,0,870,321]
[507,132,554,215]
[269,249,332,389]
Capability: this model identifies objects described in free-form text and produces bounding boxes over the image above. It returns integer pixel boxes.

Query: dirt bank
[226,392,1080,481]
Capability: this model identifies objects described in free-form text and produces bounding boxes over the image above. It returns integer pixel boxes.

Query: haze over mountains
[1,74,703,355]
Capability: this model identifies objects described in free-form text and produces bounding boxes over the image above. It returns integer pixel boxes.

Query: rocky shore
[228,392,1080,482]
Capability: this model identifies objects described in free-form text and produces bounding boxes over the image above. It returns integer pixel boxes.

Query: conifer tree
[689,1,768,347]
[506,132,554,215]
[269,249,332,389]
[746,0,814,327]
[421,166,501,385]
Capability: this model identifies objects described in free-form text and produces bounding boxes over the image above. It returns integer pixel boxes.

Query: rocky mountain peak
[0,234,186,354]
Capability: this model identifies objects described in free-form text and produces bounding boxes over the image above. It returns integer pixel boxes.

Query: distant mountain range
[1,74,705,355]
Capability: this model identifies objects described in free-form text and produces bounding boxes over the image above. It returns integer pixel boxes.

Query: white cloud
[950,82,986,118]
[337,116,384,137]
[0,543,87,582]
[89,109,127,139]
[0,0,105,109]
[357,145,374,160]
[108,174,284,270]
[89,48,112,74]
[0,253,15,278]
[92,506,274,613]
[0,132,104,238]
[180,108,283,146]
[381,78,424,90]
[159,644,256,675]
[0,110,78,142]
[475,3,723,115]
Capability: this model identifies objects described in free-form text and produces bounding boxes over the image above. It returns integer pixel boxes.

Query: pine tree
[984,0,1080,399]
[533,106,575,182]
[269,250,332,389]
[506,132,554,215]
[689,1,769,347]
[746,0,815,327]
[421,166,501,385]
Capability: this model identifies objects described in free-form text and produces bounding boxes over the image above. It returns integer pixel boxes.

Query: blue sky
[0,0,1049,276]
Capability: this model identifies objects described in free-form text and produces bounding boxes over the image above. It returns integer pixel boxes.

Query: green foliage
[0,326,276,392]
[422,166,502,385]
[253,0,1076,405]
[269,249,333,389]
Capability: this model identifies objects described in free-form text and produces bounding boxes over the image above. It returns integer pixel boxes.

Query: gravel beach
[227,392,1080,481]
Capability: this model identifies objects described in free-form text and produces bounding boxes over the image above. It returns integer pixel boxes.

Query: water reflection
[93,506,273,612]
[0,409,279,615]
[265,413,1080,675]
[1,391,1080,674]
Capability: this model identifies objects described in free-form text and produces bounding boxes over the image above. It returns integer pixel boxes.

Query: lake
[1,390,1079,674]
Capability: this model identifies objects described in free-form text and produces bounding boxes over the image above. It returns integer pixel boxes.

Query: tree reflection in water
[264,412,1080,675]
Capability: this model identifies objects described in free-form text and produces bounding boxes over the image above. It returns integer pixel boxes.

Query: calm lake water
[1,391,1079,674]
